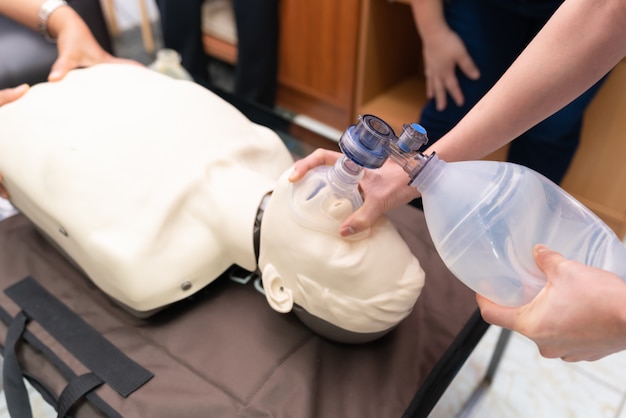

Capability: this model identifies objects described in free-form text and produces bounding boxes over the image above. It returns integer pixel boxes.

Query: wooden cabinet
[276,0,425,134]
[353,0,425,134]
[276,0,363,131]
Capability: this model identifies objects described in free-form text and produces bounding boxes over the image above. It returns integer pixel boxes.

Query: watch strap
[37,0,69,42]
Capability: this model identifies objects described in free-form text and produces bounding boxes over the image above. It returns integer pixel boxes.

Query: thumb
[458,55,480,80]
[475,293,517,329]
[48,57,71,82]
[533,244,566,279]
[339,199,383,237]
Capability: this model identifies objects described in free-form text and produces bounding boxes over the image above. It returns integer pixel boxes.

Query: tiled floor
[429,325,626,418]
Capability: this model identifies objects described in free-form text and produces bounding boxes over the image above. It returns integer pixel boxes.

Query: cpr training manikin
[0,64,425,343]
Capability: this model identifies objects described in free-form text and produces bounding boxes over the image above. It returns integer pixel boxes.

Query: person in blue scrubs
[411,0,605,184]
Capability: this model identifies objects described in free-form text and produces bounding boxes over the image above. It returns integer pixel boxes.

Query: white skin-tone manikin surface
[0,64,294,312]
[0,64,425,332]
[260,170,425,334]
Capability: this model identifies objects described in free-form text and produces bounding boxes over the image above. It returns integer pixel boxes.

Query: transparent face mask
[288,114,430,239]
[288,156,368,239]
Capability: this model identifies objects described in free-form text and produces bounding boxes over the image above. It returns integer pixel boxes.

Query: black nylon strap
[0,306,123,418]
[5,276,153,397]
[3,311,33,418]
[57,372,104,418]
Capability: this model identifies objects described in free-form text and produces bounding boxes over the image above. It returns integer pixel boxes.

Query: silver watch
[37,0,69,42]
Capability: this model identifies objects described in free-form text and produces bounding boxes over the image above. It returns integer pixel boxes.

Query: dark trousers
[155,0,280,107]
[419,0,605,184]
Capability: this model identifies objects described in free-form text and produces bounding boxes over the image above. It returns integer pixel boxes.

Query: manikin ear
[261,264,294,313]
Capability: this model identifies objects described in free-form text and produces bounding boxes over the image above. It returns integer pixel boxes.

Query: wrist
[385,160,421,202]
[37,0,70,41]
[412,1,449,42]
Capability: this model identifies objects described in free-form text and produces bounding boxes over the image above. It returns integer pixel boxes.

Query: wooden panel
[357,75,426,134]
[277,86,353,130]
[355,0,422,111]
[561,61,626,238]
[276,0,361,130]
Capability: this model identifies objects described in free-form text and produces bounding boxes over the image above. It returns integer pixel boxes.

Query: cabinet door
[276,0,361,130]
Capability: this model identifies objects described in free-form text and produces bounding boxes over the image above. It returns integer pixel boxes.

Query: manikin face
[259,170,425,343]
[0,64,293,314]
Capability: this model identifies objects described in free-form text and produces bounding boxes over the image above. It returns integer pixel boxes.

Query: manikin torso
[0,64,293,313]
[0,64,425,340]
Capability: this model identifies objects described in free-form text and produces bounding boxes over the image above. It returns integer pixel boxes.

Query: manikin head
[259,170,425,343]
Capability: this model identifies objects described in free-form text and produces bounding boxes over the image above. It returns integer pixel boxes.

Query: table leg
[456,328,513,417]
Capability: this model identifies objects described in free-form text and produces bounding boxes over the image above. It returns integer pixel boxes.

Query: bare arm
[0,0,44,29]
[0,0,139,82]
[428,0,626,162]
[0,0,82,36]
[410,0,446,35]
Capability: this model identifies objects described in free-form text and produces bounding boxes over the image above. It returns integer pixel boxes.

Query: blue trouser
[419,0,605,184]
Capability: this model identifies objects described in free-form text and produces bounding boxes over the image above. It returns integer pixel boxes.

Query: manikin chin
[0,64,425,343]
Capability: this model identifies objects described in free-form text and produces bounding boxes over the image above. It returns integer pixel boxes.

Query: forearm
[427,0,626,162]
[0,0,82,38]
[0,0,42,29]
